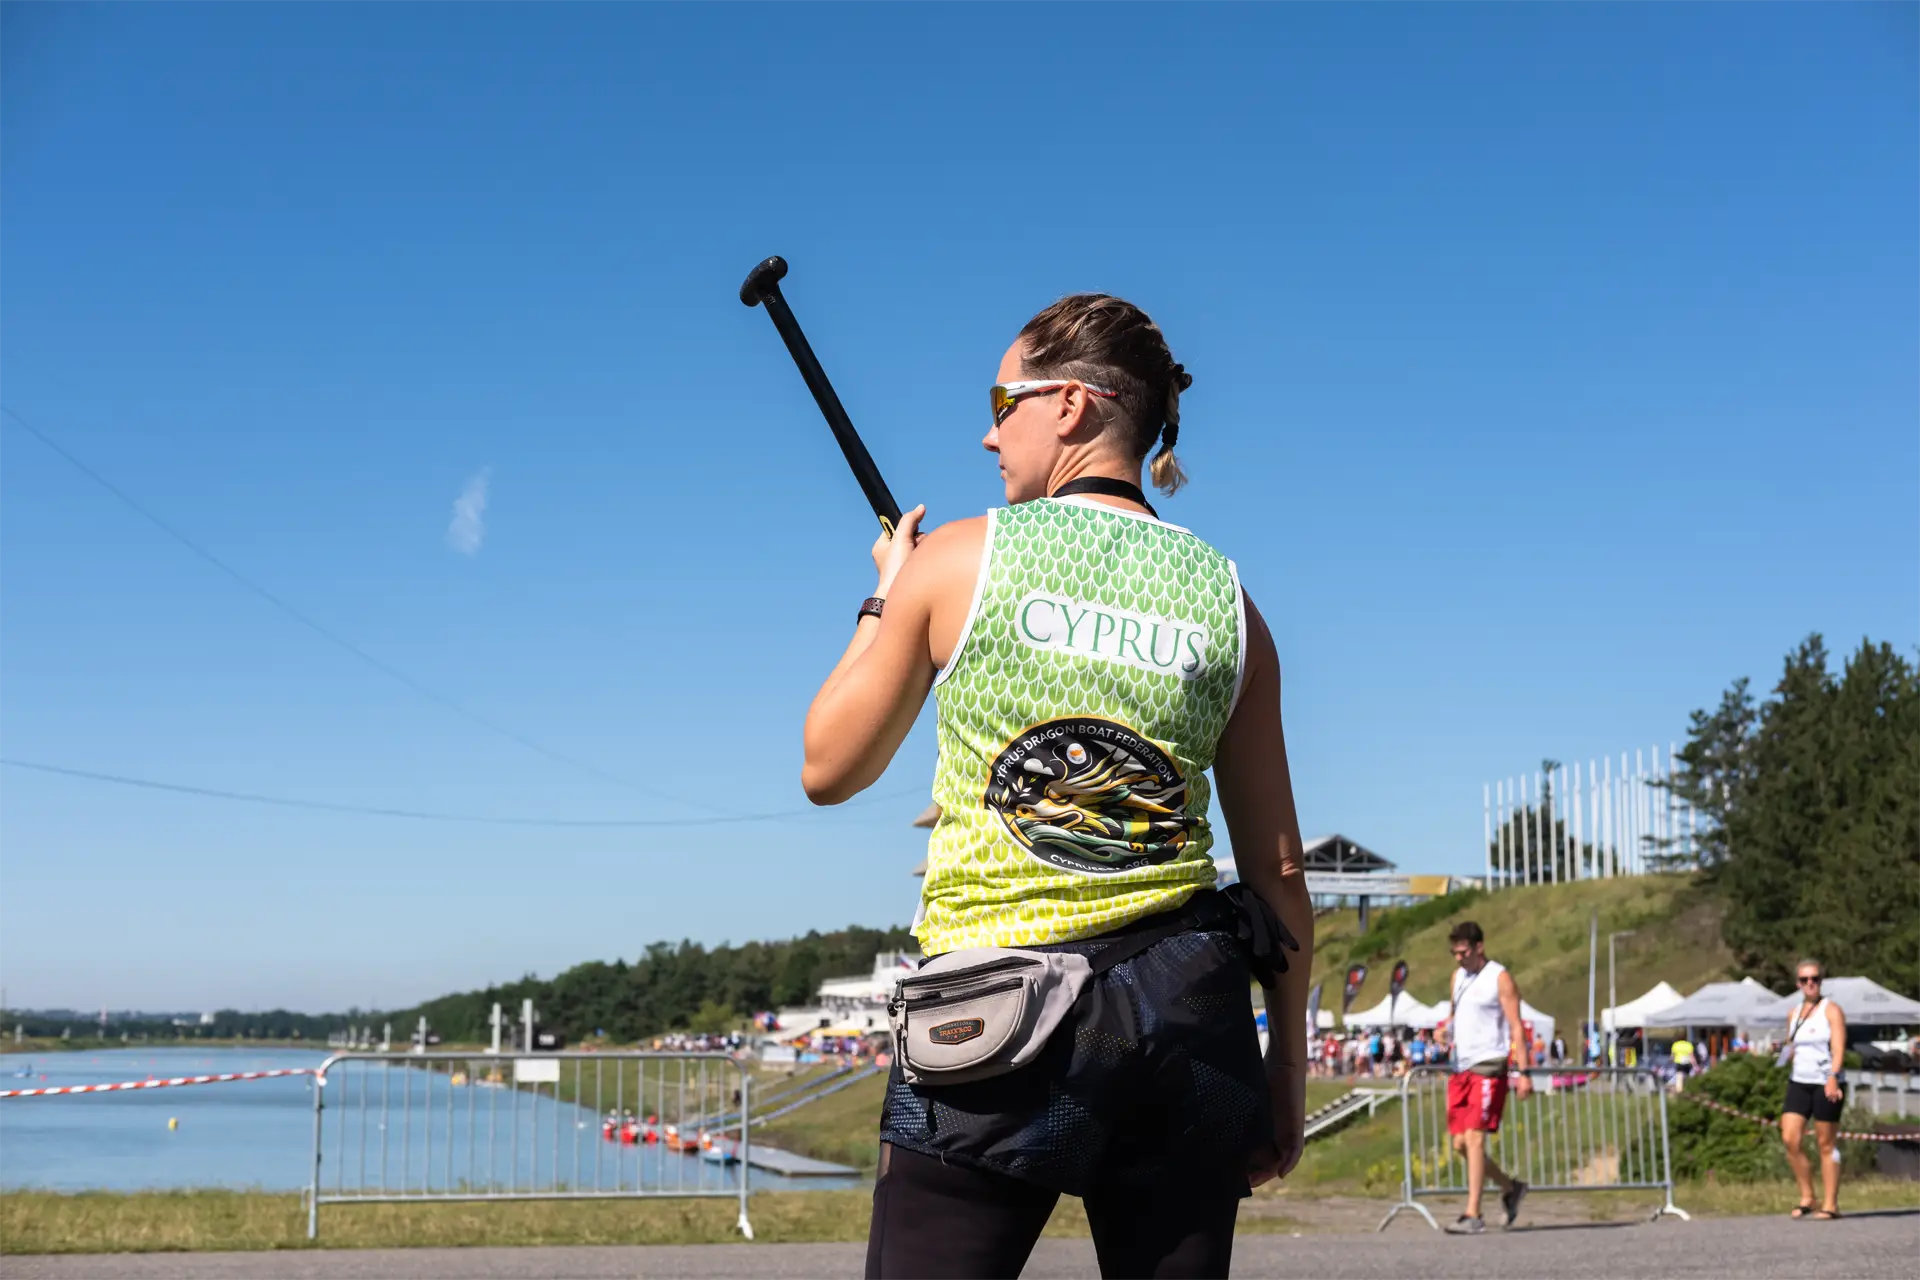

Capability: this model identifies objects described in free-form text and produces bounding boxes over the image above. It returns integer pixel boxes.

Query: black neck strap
[1048,476,1156,518]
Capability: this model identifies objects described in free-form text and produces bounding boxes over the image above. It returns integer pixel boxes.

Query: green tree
[1671,635,1919,995]
[1661,679,1758,870]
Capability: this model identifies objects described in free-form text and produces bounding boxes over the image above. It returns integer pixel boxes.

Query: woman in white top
[1779,958,1847,1220]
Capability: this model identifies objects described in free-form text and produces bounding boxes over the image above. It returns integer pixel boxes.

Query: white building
[769,951,920,1041]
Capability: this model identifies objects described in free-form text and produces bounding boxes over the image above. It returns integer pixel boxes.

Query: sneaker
[1501,1180,1529,1227]
[1445,1215,1486,1235]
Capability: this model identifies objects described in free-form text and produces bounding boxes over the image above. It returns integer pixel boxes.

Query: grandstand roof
[1300,834,1396,874]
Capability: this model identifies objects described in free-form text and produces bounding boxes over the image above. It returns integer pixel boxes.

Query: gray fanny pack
[888,887,1296,1088]
[888,948,1094,1086]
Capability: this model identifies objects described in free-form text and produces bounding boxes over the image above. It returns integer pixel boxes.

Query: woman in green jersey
[804,294,1314,1279]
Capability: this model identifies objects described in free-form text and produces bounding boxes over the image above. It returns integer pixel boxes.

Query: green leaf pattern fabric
[916,497,1243,954]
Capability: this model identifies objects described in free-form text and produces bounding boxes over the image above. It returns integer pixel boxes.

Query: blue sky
[2,4,1912,1012]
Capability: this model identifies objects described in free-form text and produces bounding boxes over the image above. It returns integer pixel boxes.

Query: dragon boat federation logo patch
[929,1019,985,1045]
[984,717,1191,875]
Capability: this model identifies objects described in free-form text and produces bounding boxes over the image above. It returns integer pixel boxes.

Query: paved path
[5,1212,1916,1280]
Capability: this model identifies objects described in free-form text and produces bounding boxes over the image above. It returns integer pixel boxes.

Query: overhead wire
[1,758,927,828]
[0,403,809,817]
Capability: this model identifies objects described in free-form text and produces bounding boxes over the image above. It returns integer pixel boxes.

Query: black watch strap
[857,596,886,622]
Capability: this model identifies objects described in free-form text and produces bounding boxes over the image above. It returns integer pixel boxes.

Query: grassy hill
[757,1071,892,1172]
[1307,873,1737,1033]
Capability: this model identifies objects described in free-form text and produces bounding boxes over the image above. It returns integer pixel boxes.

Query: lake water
[0,1047,860,1193]
[1,1047,331,1192]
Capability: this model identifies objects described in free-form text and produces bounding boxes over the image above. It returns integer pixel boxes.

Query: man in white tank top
[1441,921,1533,1234]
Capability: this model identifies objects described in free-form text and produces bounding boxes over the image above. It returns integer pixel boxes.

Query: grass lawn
[0,1190,1120,1254]
[1288,1097,1412,1192]
[6,1175,1914,1254]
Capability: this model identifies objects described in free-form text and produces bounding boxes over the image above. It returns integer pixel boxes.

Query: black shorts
[878,927,1268,1200]
[1783,1079,1845,1124]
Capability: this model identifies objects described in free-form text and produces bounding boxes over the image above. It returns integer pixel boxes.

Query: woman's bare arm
[1212,594,1314,1180]
[1826,1002,1848,1098]
[801,514,981,804]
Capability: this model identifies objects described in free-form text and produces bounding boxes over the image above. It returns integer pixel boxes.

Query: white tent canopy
[1643,978,1783,1029]
[1602,981,1685,1032]
[1519,1002,1556,1045]
[1757,977,1920,1027]
[1425,999,1558,1045]
[1345,993,1443,1029]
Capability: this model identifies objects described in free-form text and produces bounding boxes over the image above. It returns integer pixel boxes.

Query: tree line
[6,1008,340,1042]
[5,924,918,1047]
[389,923,918,1044]
[1667,634,1917,995]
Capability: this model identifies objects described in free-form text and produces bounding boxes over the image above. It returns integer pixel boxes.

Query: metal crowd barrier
[1377,1065,1688,1231]
[307,1051,752,1241]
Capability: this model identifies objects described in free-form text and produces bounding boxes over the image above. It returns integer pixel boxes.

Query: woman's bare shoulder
[916,514,989,575]
[887,513,989,607]
[924,512,989,545]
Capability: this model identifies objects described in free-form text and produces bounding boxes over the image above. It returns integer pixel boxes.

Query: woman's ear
[1055,382,1096,442]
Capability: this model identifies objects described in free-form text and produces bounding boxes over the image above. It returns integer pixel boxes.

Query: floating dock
[744,1144,859,1177]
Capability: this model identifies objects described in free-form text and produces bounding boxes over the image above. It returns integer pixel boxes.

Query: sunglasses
[1798,976,1822,986]
[990,380,1117,427]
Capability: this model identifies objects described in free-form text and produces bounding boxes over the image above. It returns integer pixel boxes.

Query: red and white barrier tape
[1679,1088,1918,1143]
[0,1068,315,1099]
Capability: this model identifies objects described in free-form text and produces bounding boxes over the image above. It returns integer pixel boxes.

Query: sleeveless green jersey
[914,496,1246,955]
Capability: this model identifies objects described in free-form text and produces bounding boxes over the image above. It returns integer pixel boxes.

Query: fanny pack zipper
[898,956,1040,988]
[893,956,1040,1007]
[902,977,1024,1013]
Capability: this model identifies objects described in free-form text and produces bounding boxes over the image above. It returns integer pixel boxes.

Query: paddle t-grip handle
[739,256,902,537]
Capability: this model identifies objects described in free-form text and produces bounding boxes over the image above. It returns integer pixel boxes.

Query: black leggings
[865,1143,1240,1279]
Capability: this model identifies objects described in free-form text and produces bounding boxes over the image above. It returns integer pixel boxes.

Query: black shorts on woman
[1783,1079,1846,1124]
[878,886,1284,1200]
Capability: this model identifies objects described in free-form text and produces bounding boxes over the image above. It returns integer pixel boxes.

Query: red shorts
[1447,1070,1509,1135]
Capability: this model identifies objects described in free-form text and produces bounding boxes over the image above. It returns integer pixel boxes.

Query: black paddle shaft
[739,256,903,538]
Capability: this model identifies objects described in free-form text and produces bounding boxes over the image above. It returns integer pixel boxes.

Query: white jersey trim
[933,508,996,689]
[1051,494,1192,534]
[1227,560,1250,717]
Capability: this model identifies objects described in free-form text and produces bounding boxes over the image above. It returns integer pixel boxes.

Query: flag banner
[1342,965,1367,1014]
